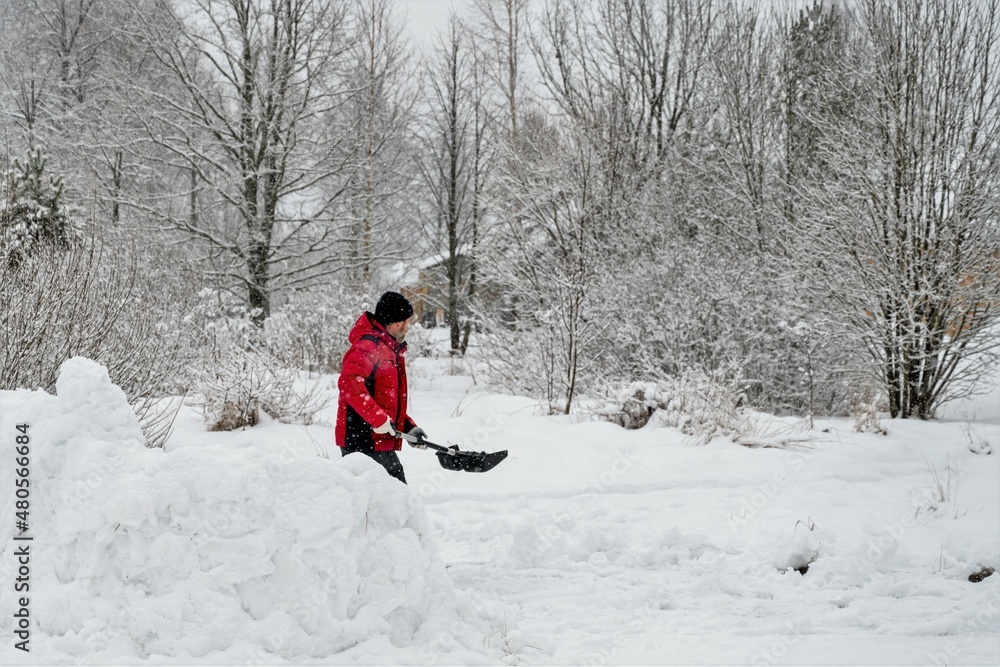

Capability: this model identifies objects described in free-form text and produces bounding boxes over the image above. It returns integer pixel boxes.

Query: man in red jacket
[335,291,427,483]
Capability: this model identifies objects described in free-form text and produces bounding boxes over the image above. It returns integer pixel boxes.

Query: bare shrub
[194,340,329,432]
[132,395,187,448]
[597,370,748,444]
[0,241,129,391]
[0,231,197,447]
[962,418,993,456]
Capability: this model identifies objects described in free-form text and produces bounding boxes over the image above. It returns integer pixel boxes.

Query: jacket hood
[347,311,403,349]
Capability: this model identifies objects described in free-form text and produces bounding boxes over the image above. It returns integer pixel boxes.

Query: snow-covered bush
[477,200,856,420]
[597,382,659,430]
[590,241,856,418]
[477,325,573,415]
[403,321,440,358]
[849,386,888,435]
[182,286,386,430]
[187,285,370,375]
[195,343,328,431]
[262,287,366,373]
[598,370,747,444]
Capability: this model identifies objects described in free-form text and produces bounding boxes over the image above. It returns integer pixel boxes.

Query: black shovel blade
[436,448,508,473]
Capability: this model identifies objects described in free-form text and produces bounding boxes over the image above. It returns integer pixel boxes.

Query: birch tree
[472,0,530,149]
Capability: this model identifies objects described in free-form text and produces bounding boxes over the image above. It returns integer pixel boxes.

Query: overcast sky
[402,0,477,46]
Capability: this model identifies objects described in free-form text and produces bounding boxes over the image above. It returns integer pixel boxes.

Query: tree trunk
[248,241,270,328]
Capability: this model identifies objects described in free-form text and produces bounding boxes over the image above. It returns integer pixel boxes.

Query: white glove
[373,417,395,435]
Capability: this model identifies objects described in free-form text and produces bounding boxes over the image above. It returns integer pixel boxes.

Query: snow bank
[0,358,504,664]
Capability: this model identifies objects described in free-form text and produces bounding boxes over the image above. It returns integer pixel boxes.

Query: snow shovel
[396,431,508,473]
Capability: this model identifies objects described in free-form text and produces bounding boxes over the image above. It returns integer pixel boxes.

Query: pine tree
[0,148,70,267]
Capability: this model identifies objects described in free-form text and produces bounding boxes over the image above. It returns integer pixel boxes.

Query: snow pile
[0,357,504,664]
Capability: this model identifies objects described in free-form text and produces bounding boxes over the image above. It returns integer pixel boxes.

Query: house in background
[393,249,474,329]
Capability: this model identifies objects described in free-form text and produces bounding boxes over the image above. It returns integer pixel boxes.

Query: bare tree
[461,38,494,354]
[133,0,353,325]
[482,113,607,413]
[704,1,783,251]
[337,0,419,287]
[0,0,109,126]
[533,0,716,175]
[526,0,719,277]
[417,16,492,355]
[0,1,50,148]
[806,0,1000,418]
[32,0,106,106]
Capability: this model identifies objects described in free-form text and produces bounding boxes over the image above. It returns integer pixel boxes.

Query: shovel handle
[396,430,456,455]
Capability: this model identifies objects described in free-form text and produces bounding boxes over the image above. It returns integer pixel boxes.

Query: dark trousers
[341,443,407,485]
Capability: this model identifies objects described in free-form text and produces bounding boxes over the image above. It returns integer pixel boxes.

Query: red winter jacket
[336,312,416,452]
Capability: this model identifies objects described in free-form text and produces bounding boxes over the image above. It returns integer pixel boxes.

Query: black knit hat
[374,291,413,325]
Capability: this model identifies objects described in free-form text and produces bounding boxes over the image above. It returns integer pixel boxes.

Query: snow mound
[55,357,147,445]
[766,527,834,574]
[0,358,504,664]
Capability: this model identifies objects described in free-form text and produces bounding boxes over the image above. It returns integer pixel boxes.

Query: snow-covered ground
[1,355,998,665]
